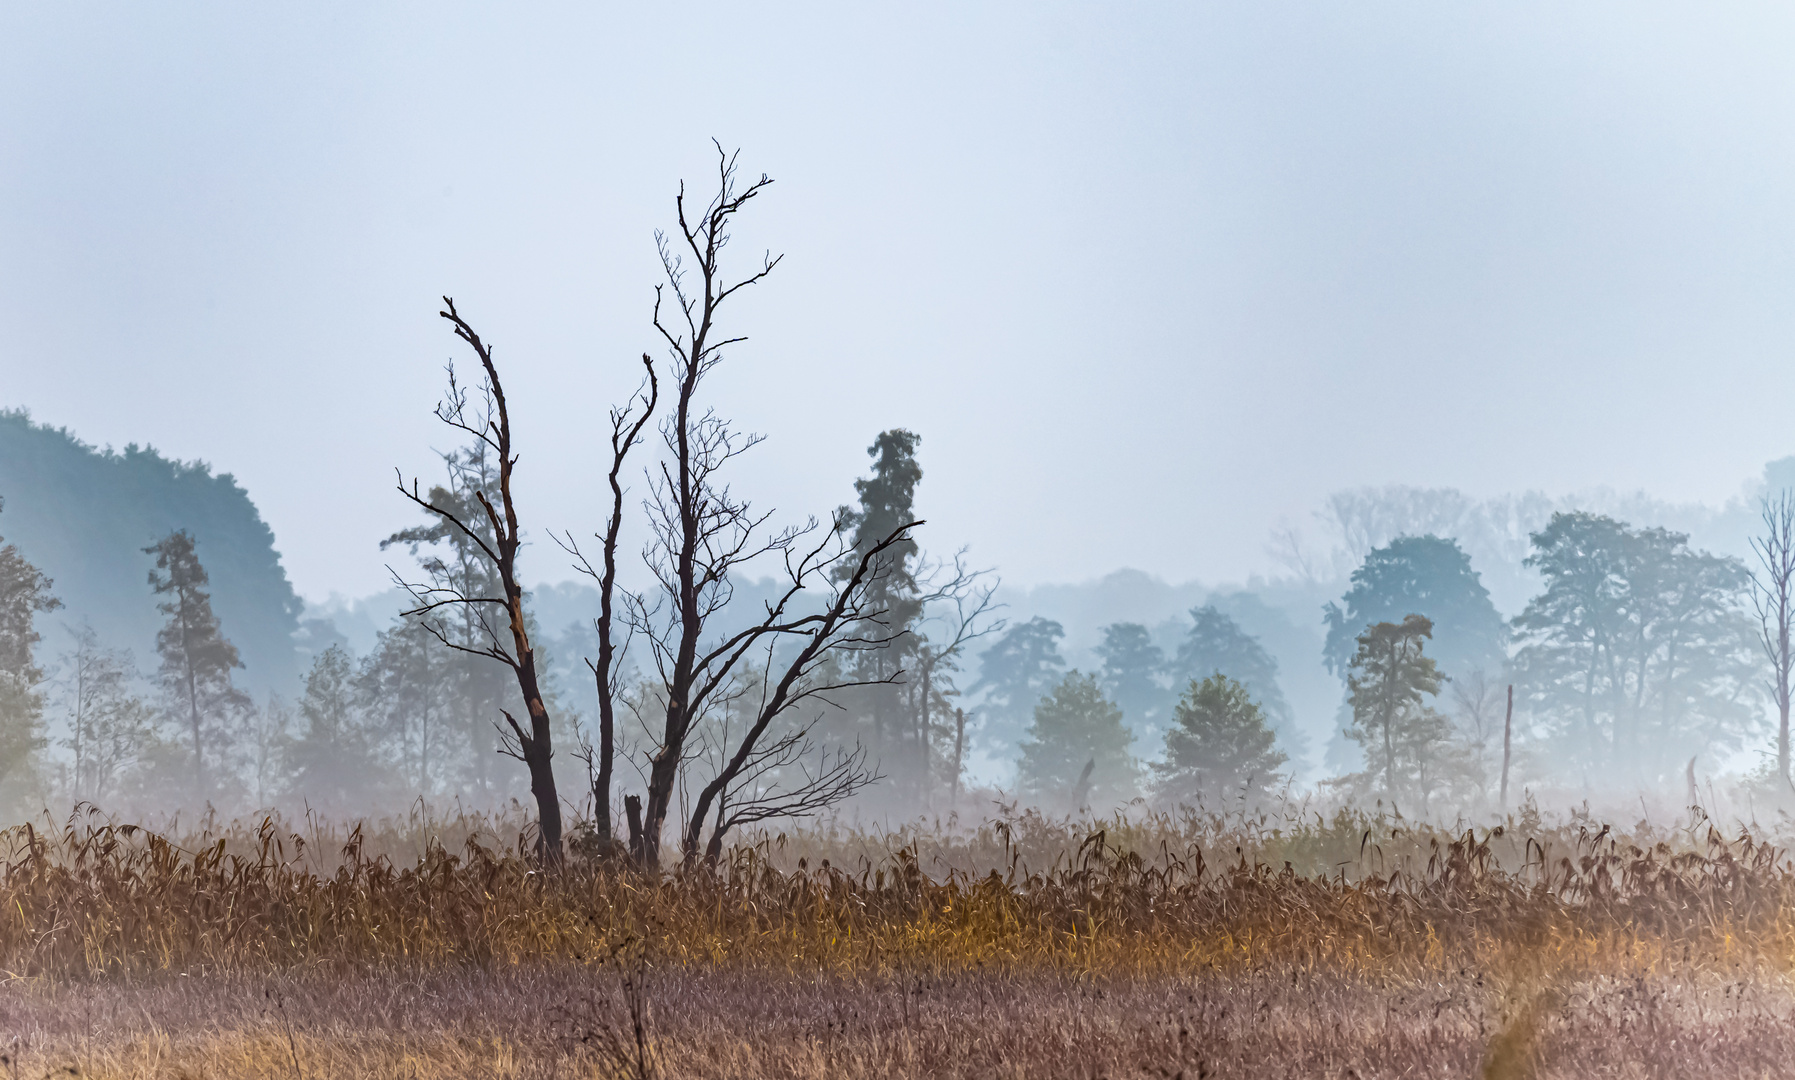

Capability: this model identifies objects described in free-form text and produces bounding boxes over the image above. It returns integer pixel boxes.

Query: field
[2,805,1794,1078]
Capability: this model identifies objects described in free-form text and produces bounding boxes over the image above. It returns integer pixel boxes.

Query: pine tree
[146,530,250,798]
[973,617,1066,751]
[287,644,388,806]
[357,618,451,794]
[1155,674,1287,808]
[382,444,517,799]
[1096,623,1168,742]
[835,430,925,787]
[1345,615,1455,812]
[1170,606,1295,741]
[0,501,60,795]
[1017,670,1136,812]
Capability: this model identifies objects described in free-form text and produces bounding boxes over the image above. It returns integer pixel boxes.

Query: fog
[5,3,1795,829]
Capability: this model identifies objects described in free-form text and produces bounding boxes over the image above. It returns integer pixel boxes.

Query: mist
[6,3,1795,834]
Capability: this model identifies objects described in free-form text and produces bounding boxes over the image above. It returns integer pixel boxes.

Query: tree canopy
[1017,670,1136,811]
[0,410,300,694]
[1155,674,1287,808]
[1324,534,1507,683]
[1170,605,1294,741]
[1510,511,1757,783]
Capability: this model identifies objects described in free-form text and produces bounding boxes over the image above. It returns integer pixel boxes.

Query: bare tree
[905,553,1003,806]
[1750,490,1795,786]
[393,301,565,864]
[626,145,919,867]
[563,356,658,858]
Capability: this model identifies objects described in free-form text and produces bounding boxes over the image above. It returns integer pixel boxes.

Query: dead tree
[628,145,915,868]
[681,526,919,865]
[1750,490,1795,786]
[562,356,658,857]
[393,300,565,864]
[906,552,1003,805]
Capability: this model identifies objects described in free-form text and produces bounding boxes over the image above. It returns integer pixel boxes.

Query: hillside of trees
[0,410,301,695]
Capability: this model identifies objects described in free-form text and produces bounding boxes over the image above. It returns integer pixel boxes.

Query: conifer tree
[973,617,1067,749]
[1155,674,1287,807]
[357,618,450,794]
[0,500,59,791]
[288,644,387,805]
[1346,614,1455,811]
[1096,622,1168,741]
[1171,605,1294,737]
[836,430,925,769]
[146,530,250,797]
[1017,670,1136,811]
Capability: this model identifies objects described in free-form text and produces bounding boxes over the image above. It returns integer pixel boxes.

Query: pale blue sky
[6,3,1795,601]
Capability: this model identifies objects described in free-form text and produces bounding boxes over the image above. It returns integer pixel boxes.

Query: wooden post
[1499,684,1514,814]
[950,708,967,807]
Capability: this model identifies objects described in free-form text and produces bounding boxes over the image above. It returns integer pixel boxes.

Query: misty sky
[6,3,1795,602]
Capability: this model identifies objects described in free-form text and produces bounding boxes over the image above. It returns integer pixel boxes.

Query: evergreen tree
[0,502,60,795]
[357,618,451,794]
[146,530,250,797]
[972,617,1066,750]
[835,430,925,783]
[382,444,518,799]
[287,644,388,805]
[1324,535,1507,683]
[1170,606,1294,740]
[1155,674,1287,807]
[1017,670,1136,811]
[244,695,291,809]
[1345,615,1456,812]
[1096,622,1168,741]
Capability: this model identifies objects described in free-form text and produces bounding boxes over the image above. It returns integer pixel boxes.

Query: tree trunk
[1499,684,1513,813]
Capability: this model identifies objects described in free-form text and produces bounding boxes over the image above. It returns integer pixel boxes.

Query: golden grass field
[2,804,1794,1078]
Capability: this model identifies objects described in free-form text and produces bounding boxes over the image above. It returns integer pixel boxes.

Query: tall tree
[624,147,910,867]
[1017,671,1137,811]
[1345,615,1453,812]
[1155,674,1287,808]
[0,502,59,792]
[1511,512,1757,783]
[972,617,1066,750]
[1324,535,1507,683]
[1096,623,1168,740]
[287,645,387,806]
[1171,606,1293,740]
[393,303,567,863]
[837,430,926,785]
[384,442,516,798]
[356,617,452,796]
[57,626,153,805]
[146,530,250,798]
[1749,491,1795,786]
[560,354,656,859]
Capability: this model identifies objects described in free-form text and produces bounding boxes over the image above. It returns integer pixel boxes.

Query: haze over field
[6,3,1795,829]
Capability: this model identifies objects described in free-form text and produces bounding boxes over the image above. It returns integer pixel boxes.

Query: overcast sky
[6,3,1795,602]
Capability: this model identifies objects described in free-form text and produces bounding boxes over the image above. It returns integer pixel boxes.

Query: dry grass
[1,805,1793,1076]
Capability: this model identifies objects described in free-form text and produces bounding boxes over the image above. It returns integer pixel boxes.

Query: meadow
[0,803,1793,1078]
